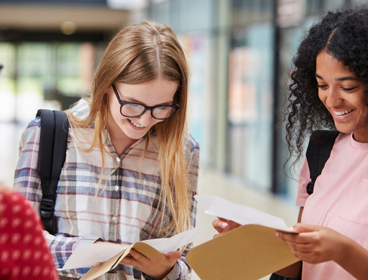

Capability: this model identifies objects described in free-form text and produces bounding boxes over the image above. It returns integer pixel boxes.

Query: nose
[324,86,343,108]
[137,110,154,126]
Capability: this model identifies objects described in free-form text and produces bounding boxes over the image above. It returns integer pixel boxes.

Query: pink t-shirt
[296,133,368,280]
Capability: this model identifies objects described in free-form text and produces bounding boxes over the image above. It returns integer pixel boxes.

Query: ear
[105,84,113,94]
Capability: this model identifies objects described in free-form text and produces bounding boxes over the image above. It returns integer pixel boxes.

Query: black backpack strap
[305,130,339,195]
[36,109,69,234]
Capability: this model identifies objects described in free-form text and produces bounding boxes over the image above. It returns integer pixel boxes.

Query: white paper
[141,224,209,254]
[195,194,288,231]
[61,243,129,270]
[61,225,208,270]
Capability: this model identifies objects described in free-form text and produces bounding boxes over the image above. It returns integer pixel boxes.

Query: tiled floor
[0,122,300,280]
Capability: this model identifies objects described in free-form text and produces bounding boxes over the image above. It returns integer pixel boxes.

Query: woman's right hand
[212,217,241,238]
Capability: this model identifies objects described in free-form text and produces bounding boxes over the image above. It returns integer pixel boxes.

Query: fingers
[130,249,149,262]
[120,249,148,268]
[217,217,230,222]
[293,223,322,233]
[213,219,242,239]
[276,230,318,244]
[120,255,140,267]
[212,219,228,233]
[213,219,229,229]
[164,251,181,260]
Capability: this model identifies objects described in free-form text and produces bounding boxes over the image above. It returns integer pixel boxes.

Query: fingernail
[275,232,279,237]
[220,222,228,228]
[288,227,295,231]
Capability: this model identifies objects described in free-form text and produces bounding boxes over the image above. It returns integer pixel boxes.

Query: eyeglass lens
[121,103,175,119]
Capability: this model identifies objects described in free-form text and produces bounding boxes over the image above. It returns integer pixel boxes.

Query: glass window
[227,23,274,191]
[0,41,102,123]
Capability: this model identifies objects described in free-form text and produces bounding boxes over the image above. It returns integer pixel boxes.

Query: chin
[125,130,148,140]
[334,125,354,134]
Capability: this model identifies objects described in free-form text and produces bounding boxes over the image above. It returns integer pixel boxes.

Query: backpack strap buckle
[40,197,54,218]
[306,182,314,195]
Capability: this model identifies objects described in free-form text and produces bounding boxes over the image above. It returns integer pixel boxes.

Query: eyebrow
[123,96,173,106]
[315,73,360,82]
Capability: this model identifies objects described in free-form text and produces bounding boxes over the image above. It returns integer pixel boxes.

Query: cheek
[149,119,163,128]
[318,91,327,106]
[354,95,368,114]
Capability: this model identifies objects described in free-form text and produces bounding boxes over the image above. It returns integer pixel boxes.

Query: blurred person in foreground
[13,21,199,280]
[0,64,57,280]
[213,5,368,280]
[0,183,58,279]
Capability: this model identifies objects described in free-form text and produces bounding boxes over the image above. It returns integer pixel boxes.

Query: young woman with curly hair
[273,5,368,279]
[213,5,368,280]
[14,21,200,280]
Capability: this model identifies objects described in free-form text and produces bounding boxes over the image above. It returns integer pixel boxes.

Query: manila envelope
[80,242,165,280]
[186,224,299,280]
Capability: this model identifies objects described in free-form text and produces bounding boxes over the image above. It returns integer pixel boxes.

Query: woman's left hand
[276,223,346,264]
[120,249,181,280]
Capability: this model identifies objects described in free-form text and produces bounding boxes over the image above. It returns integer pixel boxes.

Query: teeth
[130,120,143,128]
[335,109,353,116]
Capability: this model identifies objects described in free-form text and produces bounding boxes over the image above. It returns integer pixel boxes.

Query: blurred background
[0,0,363,279]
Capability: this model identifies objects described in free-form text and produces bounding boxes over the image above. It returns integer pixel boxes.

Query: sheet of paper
[195,194,288,231]
[62,225,208,270]
[141,224,208,254]
[62,243,129,270]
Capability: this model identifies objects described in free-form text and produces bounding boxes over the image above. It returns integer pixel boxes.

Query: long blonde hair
[66,21,190,235]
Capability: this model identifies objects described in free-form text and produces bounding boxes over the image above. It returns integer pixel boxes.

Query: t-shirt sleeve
[295,158,311,207]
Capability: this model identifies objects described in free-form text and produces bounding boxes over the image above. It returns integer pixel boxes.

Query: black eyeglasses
[112,84,180,120]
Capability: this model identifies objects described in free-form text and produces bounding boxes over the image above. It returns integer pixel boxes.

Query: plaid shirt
[14,100,200,280]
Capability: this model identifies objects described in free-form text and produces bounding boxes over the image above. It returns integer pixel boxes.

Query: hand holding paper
[61,225,208,280]
[120,249,182,280]
[185,195,299,280]
[195,194,290,231]
[212,217,241,238]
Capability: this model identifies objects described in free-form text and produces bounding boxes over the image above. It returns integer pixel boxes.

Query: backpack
[269,130,339,280]
[305,130,339,195]
[36,109,69,234]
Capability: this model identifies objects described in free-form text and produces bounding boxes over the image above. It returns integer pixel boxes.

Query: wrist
[150,263,176,280]
[333,234,351,264]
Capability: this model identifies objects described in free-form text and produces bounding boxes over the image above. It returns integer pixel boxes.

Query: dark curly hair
[286,5,368,167]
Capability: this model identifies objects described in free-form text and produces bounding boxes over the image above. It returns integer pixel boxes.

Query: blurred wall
[2,0,368,200]
[144,0,366,201]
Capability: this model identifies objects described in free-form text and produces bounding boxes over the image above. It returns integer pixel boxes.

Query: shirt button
[112,217,117,222]
[115,186,119,191]
[116,158,120,163]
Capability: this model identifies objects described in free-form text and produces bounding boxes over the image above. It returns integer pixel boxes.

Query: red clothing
[0,189,58,279]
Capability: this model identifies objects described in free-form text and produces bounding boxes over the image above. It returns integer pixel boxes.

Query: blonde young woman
[14,21,200,280]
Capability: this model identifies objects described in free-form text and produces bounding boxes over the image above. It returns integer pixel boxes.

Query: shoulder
[68,98,91,120]
[26,116,41,130]
[184,130,200,153]
[19,117,41,147]
[334,132,350,144]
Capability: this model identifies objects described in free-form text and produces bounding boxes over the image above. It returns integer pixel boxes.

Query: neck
[106,113,136,156]
[353,128,368,143]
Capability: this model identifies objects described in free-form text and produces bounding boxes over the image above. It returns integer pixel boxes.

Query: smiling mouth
[129,119,144,128]
[334,109,353,116]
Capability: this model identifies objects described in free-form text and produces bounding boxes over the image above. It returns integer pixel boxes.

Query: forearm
[44,231,101,277]
[335,235,368,280]
[273,261,301,279]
